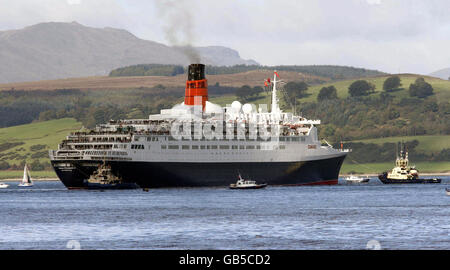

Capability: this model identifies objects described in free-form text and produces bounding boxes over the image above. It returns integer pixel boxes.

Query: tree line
[110,64,385,81]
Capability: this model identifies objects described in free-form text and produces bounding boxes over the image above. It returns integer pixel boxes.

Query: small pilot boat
[0,183,9,189]
[85,161,139,190]
[229,174,267,189]
[344,175,370,184]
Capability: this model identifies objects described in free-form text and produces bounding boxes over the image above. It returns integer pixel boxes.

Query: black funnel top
[187,64,206,81]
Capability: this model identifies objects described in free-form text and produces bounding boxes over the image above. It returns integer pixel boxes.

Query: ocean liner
[50,64,349,189]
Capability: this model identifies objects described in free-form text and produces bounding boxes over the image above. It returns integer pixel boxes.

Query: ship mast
[271,71,280,115]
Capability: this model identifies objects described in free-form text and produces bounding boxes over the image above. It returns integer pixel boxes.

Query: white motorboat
[229,174,267,189]
[18,164,33,187]
[446,188,450,196]
[0,183,9,189]
[344,174,370,184]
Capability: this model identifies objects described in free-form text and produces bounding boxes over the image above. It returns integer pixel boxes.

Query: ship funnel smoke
[155,0,201,64]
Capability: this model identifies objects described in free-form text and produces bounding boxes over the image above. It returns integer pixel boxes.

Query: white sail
[19,164,33,186]
[22,164,27,184]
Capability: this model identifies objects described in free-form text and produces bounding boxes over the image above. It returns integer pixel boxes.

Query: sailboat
[18,164,33,187]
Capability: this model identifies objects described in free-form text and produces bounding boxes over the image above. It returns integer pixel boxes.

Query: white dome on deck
[231,101,242,111]
[242,103,254,114]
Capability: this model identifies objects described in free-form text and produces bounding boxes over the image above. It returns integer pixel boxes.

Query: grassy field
[350,135,450,155]
[341,161,450,174]
[303,74,450,103]
[0,118,82,165]
[0,170,57,179]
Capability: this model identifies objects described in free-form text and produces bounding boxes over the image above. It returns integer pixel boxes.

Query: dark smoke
[155,0,201,64]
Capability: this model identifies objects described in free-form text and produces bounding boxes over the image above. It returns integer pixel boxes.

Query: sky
[0,0,449,74]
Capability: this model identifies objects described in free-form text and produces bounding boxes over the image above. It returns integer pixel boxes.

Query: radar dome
[242,103,253,114]
[231,101,242,110]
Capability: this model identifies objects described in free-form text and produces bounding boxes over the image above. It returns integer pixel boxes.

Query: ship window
[161,145,167,149]
[256,145,261,150]
[232,145,238,149]
[182,145,190,150]
[220,145,229,150]
[280,145,286,150]
[239,145,245,150]
[246,145,255,149]
[292,137,299,141]
[301,137,306,142]
[192,145,199,150]
[131,144,144,150]
[168,145,179,150]
[200,145,206,149]
[207,145,210,149]
[280,137,285,141]
[211,145,218,149]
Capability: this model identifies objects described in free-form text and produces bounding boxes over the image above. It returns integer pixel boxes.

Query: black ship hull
[51,155,346,189]
[378,173,441,184]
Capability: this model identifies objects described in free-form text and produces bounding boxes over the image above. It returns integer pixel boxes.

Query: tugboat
[344,175,370,184]
[85,161,139,190]
[229,174,267,189]
[378,143,441,184]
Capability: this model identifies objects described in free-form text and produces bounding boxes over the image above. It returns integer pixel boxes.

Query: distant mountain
[429,68,450,80]
[0,22,258,83]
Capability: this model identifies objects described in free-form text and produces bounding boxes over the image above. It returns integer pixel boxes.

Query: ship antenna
[271,71,280,115]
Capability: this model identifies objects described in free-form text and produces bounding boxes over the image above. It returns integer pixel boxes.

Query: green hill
[210,74,450,107]
[351,135,450,155]
[0,118,81,167]
[303,74,450,103]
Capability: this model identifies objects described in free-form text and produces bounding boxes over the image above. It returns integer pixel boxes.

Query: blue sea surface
[0,176,449,250]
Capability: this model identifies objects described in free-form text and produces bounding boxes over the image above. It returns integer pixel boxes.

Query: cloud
[67,0,82,5]
[366,0,381,5]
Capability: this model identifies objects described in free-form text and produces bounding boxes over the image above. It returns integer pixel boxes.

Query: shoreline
[0,178,59,182]
[1,172,449,182]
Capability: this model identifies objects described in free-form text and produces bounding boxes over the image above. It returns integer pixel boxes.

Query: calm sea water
[0,176,449,250]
